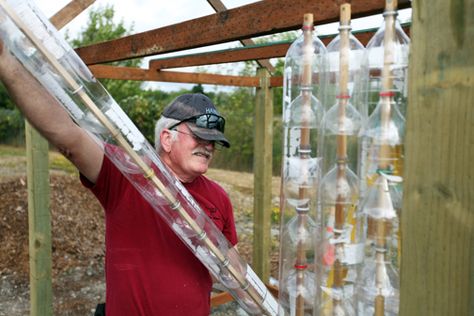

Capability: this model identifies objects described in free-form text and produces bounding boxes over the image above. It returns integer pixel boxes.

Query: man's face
[167,123,215,181]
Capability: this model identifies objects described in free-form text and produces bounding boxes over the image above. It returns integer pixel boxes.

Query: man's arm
[0,42,103,183]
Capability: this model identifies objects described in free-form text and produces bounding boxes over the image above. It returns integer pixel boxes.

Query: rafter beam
[149,41,290,70]
[89,64,260,87]
[49,0,95,30]
[148,24,410,70]
[75,0,411,65]
[206,0,275,73]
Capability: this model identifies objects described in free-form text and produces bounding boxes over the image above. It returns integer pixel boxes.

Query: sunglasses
[169,114,225,133]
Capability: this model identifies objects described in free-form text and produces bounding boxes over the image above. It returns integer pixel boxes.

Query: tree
[0,83,24,144]
[70,5,143,104]
[69,5,177,142]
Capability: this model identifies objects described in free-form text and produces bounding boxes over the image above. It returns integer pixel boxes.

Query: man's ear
[160,129,173,153]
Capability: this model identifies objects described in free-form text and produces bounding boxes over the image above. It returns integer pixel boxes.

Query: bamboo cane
[0,1,274,314]
[332,4,351,314]
[293,13,314,316]
[374,1,398,315]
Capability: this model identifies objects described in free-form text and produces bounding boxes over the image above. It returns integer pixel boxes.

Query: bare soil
[0,149,281,315]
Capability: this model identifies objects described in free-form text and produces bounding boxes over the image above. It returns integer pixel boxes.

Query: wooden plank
[49,0,95,30]
[26,8,84,315]
[75,0,411,65]
[270,76,283,88]
[148,24,410,70]
[206,0,276,72]
[149,41,291,70]
[210,291,233,307]
[89,64,260,87]
[252,68,273,281]
[25,122,52,316]
[399,0,474,315]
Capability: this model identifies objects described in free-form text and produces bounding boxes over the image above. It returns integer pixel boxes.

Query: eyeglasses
[168,114,225,133]
[169,127,222,149]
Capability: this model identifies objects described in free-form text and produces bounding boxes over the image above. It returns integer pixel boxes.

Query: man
[0,40,237,315]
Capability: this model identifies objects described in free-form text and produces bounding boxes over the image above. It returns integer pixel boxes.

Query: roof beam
[206,0,276,73]
[149,41,290,70]
[75,0,411,65]
[89,65,260,87]
[49,0,95,30]
[148,24,410,70]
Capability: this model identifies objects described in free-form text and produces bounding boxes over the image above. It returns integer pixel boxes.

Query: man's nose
[204,140,215,150]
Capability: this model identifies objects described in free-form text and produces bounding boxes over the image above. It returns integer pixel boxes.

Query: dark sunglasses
[169,114,225,133]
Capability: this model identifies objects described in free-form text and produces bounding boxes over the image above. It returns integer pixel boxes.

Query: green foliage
[70,5,143,105]
[210,88,255,171]
[0,83,24,144]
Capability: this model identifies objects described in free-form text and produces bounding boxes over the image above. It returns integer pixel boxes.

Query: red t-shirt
[81,149,237,316]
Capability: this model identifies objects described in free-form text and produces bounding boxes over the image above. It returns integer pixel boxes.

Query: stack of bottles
[279,0,409,315]
[318,4,364,316]
[278,13,326,316]
[355,0,409,314]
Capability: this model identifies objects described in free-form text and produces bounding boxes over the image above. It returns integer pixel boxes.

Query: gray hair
[154,116,180,153]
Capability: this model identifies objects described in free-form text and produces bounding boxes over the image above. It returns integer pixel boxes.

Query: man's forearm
[0,44,76,147]
[0,42,103,182]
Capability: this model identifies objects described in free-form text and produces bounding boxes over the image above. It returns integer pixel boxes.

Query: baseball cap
[162,93,230,148]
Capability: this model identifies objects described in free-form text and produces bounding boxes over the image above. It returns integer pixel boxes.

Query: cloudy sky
[35,0,259,36]
[32,0,411,91]
[34,0,264,91]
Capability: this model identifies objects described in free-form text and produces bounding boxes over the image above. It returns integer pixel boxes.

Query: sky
[33,0,411,92]
[34,0,262,91]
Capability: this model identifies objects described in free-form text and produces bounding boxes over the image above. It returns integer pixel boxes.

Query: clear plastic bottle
[361,2,410,119]
[358,92,405,198]
[355,172,401,316]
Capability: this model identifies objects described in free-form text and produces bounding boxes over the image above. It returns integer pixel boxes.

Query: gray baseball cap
[162,94,230,148]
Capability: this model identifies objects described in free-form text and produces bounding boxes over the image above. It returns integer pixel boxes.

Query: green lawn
[0,144,77,174]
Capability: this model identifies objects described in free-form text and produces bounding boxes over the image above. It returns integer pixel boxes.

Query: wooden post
[23,3,96,315]
[400,0,474,315]
[253,67,273,281]
[25,121,52,316]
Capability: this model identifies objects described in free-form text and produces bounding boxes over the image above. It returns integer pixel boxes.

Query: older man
[0,40,237,315]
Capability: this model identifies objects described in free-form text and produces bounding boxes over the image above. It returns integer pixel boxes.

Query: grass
[0,144,25,157]
[0,144,77,174]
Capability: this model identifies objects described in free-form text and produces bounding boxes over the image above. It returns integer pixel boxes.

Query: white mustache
[192,147,213,159]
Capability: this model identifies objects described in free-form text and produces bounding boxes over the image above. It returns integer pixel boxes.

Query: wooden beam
[253,68,273,281]
[400,0,474,315]
[270,76,283,88]
[26,122,52,316]
[210,291,233,307]
[26,6,87,315]
[148,25,410,70]
[90,64,284,87]
[206,0,276,73]
[149,41,290,70]
[75,0,411,65]
[49,0,95,30]
[89,64,260,87]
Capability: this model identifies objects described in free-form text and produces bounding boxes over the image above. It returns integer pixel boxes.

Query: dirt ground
[0,150,281,315]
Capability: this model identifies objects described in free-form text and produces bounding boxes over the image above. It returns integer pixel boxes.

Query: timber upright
[278,13,326,316]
